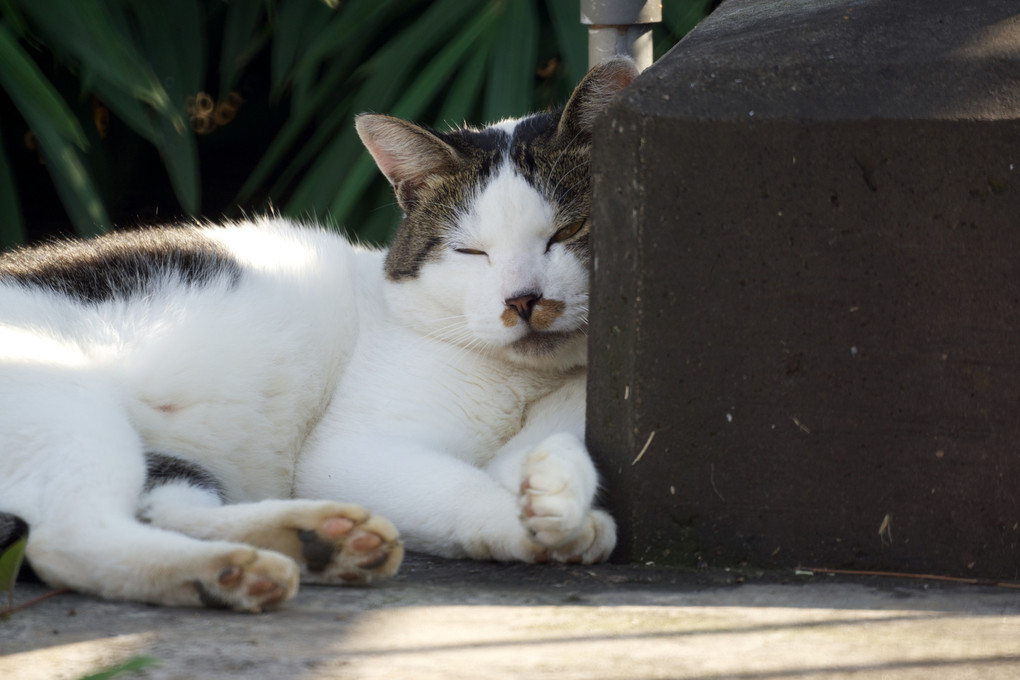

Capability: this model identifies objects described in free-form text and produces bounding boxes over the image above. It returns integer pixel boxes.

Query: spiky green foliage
[0,0,711,248]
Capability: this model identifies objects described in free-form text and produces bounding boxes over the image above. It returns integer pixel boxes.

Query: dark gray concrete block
[588,0,1020,578]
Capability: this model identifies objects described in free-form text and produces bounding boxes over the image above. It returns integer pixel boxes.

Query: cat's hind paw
[299,509,404,585]
[195,548,299,613]
[243,501,404,585]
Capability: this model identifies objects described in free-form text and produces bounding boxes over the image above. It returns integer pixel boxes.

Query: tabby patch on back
[0,227,241,303]
[0,58,637,612]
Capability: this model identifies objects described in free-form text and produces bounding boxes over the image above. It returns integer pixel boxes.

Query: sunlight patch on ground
[0,632,154,680]
[318,604,1020,680]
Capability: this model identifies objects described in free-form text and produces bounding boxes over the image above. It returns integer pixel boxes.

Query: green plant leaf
[86,67,199,217]
[0,537,27,610]
[355,179,404,243]
[238,0,401,206]
[269,0,337,96]
[0,515,28,613]
[219,0,268,100]
[0,22,110,236]
[483,0,539,122]
[283,0,482,217]
[388,1,500,120]
[545,0,588,87]
[127,0,203,215]
[14,0,174,118]
[0,23,89,150]
[40,140,111,237]
[287,0,411,82]
[79,656,159,680]
[323,3,500,226]
[150,112,201,218]
[87,75,158,141]
[128,0,204,101]
[354,0,479,107]
[0,127,27,249]
[0,0,30,37]
[434,45,489,131]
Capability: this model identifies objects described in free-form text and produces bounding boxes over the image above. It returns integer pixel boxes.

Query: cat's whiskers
[549,162,589,204]
[429,321,504,358]
[555,173,590,204]
[426,326,473,347]
[428,313,471,324]
[416,317,471,346]
[411,316,514,360]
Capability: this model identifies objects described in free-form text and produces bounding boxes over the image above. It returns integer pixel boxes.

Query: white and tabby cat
[0,58,637,612]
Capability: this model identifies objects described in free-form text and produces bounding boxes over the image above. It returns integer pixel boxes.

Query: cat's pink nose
[505,292,541,322]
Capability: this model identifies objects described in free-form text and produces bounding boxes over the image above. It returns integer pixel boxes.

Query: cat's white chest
[325,320,560,466]
[426,354,541,461]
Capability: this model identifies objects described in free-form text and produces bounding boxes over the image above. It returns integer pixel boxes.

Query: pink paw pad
[217,565,243,586]
[321,517,355,538]
[350,531,383,552]
[246,578,278,598]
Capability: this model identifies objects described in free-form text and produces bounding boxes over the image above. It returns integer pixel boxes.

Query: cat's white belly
[111,275,365,500]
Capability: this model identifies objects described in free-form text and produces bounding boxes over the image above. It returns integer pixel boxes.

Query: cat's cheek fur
[381,264,469,339]
[539,247,590,328]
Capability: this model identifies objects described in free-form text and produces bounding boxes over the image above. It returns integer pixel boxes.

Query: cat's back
[1,216,377,295]
[0,223,243,305]
[0,217,382,329]
[0,218,382,499]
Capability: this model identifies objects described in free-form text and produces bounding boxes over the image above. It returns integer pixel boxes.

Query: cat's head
[356,58,637,370]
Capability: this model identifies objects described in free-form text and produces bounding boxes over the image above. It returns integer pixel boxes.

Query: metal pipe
[581,0,662,70]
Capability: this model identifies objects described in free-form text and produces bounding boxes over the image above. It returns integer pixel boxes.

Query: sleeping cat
[0,58,638,612]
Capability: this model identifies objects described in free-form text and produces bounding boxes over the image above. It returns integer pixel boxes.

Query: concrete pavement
[2,554,1020,679]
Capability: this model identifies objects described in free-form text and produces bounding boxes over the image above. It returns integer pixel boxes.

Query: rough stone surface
[588,0,1020,578]
[3,555,1020,680]
[628,0,1020,122]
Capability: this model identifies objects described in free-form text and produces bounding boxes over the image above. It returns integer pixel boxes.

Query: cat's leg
[485,378,616,564]
[0,350,298,612]
[297,438,549,562]
[298,377,613,564]
[138,461,403,585]
[28,514,299,612]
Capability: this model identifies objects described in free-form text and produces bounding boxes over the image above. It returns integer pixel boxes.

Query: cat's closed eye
[455,248,487,256]
[547,219,586,250]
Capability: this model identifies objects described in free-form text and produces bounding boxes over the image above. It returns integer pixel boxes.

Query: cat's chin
[505,329,587,369]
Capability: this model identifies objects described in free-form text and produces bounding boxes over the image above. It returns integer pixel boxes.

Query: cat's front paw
[519,433,615,563]
[545,509,616,564]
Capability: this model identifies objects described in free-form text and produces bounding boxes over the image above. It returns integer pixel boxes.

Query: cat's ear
[556,57,639,140]
[355,114,461,209]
